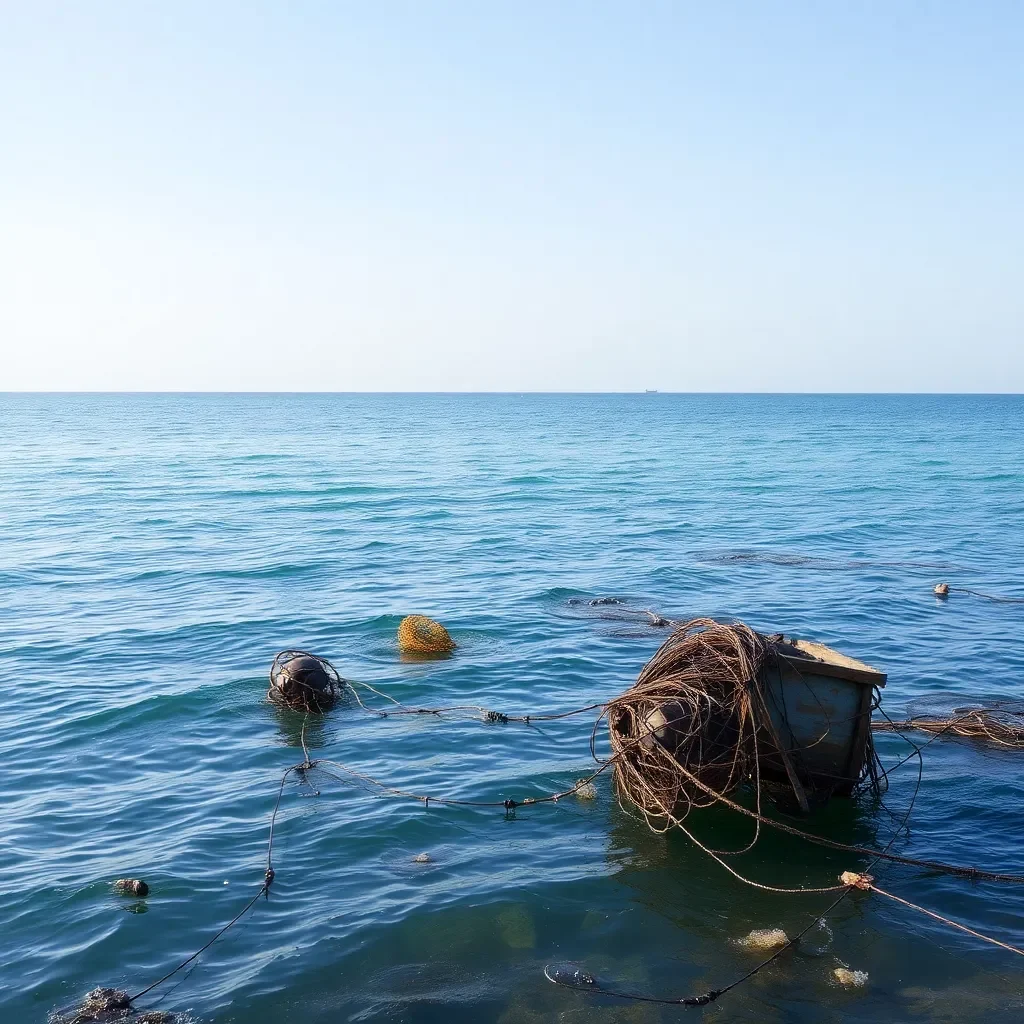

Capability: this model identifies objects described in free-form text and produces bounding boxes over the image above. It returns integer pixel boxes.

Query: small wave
[504,475,554,485]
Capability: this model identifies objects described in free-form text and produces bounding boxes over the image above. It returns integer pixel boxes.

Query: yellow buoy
[397,615,456,655]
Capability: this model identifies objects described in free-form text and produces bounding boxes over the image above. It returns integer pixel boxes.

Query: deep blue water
[2,393,1023,1023]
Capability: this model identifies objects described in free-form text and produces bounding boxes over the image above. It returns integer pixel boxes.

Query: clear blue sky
[1,2,1021,391]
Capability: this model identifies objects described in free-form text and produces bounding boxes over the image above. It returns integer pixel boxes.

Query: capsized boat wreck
[607,619,887,819]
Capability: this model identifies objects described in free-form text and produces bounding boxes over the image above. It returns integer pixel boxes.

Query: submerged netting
[606,619,883,829]
[873,704,1024,748]
[58,611,1024,1021]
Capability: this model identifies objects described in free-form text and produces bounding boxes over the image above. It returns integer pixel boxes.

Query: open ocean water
[2,392,1023,1023]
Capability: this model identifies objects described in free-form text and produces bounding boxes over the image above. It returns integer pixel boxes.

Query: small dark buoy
[114,878,149,897]
[275,655,331,698]
[268,651,339,710]
[934,583,950,599]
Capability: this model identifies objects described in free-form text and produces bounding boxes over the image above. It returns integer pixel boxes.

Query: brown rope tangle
[605,699,1024,885]
[107,714,1022,1018]
[873,707,1024,748]
[85,631,1024,1019]
[606,619,771,829]
[544,718,1019,1010]
[273,640,1024,885]
[603,618,883,836]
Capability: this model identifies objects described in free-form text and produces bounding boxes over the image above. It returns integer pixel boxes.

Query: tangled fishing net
[562,597,675,633]
[606,618,882,829]
[397,615,456,655]
[873,705,1024,748]
[268,651,343,712]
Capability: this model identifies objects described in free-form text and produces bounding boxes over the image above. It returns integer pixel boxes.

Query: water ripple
[2,393,1023,1023]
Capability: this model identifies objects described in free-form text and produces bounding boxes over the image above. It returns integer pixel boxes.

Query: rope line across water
[120,650,1024,1013]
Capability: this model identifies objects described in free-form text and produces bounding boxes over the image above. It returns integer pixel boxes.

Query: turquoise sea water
[2,393,1023,1023]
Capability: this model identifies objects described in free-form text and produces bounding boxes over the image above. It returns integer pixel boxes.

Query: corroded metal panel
[762,662,869,794]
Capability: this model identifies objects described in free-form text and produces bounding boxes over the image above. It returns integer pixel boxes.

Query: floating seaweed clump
[573,780,598,800]
[52,987,174,1023]
[834,967,869,987]
[735,928,789,951]
[113,879,149,897]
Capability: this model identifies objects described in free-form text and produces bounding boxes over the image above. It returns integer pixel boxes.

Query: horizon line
[2,390,1023,398]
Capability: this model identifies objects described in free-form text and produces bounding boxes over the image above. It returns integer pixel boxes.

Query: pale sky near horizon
[1,2,1021,392]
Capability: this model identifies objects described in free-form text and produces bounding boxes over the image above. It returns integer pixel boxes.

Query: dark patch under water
[698,550,965,572]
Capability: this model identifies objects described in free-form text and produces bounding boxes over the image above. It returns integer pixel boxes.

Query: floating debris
[573,780,598,800]
[564,597,676,630]
[834,967,869,987]
[840,871,873,889]
[113,879,149,897]
[735,927,789,951]
[544,963,595,988]
[268,650,342,712]
[53,986,177,1023]
[397,615,456,656]
[873,707,1024,749]
[74,988,130,1019]
[62,622,1022,1024]
[608,619,886,827]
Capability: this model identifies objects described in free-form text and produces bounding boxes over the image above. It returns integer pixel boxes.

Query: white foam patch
[735,927,788,950]
[834,967,869,987]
